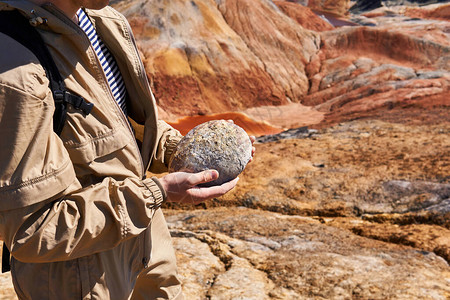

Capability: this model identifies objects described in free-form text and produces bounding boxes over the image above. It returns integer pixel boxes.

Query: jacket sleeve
[0,61,165,263]
[1,176,164,263]
[148,120,183,174]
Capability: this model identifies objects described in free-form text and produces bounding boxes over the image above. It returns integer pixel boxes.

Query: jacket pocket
[11,257,83,300]
[60,100,133,165]
[63,127,130,165]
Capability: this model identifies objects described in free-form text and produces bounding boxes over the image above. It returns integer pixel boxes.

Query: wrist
[150,177,168,202]
[142,177,165,208]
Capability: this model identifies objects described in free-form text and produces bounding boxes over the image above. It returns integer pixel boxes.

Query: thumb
[187,170,219,186]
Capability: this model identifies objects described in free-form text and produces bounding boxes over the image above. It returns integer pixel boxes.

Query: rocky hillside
[114,0,319,120]
[113,0,449,135]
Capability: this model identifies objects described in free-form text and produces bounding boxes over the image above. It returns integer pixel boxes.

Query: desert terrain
[1,0,449,299]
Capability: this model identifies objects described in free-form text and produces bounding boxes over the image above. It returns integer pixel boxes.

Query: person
[0,0,254,299]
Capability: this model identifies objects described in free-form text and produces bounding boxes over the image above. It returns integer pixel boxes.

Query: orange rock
[167,112,283,137]
[273,1,335,31]
[405,3,450,21]
[307,0,351,16]
[116,0,319,120]
[114,0,449,132]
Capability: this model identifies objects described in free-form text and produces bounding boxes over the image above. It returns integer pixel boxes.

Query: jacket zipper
[123,20,160,174]
[122,20,155,267]
[121,19,152,178]
[85,16,146,179]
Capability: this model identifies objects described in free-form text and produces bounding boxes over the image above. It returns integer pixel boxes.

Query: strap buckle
[53,90,93,115]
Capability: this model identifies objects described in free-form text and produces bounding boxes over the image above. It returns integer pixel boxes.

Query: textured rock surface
[166,207,450,299]
[404,3,450,21]
[113,0,318,120]
[308,0,351,16]
[111,0,449,134]
[273,1,335,31]
[169,120,252,187]
[0,247,15,300]
[166,120,449,299]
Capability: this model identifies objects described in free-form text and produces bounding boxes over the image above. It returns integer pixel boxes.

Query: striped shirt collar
[76,8,127,114]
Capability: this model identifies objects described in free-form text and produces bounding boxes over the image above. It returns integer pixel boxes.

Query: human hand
[249,135,256,163]
[158,170,239,205]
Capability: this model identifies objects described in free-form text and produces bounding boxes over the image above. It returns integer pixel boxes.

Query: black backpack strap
[1,243,10,273]
[53,90,94,134]
[0,9,93,135]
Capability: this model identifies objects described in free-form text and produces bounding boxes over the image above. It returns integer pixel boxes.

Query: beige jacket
[0,0,181,264]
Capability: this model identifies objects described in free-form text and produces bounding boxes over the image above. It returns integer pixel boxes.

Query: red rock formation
[115,0,318,121]
[167,112,283,136]
[303,19,450,127]
[307,0,351,16]
[214,0,319,103]
[273,1,335,31]
[405,3,450,21]
[114,0,449,135]
[318,26,449,70]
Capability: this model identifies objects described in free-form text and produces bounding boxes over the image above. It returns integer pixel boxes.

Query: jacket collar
[0,0,82,35]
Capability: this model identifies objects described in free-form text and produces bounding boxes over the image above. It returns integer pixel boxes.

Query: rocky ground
[162,119,449,299]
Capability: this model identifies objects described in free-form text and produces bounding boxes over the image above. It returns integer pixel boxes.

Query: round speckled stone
[168,120,252,187]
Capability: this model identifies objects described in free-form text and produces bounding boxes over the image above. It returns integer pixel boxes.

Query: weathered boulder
[169,120,252,187]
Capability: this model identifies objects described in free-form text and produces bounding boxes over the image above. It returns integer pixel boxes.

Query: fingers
[162,171,239,204]
[249,135,256,163]
[186,170,219,186]
[188,177,239,204]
